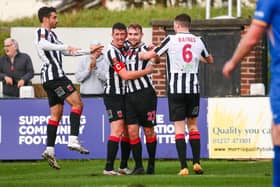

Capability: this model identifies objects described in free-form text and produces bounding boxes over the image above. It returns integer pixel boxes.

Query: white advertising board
[208,97,273,159]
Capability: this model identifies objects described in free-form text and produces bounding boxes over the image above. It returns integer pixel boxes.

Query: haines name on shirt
[178,37,196,43]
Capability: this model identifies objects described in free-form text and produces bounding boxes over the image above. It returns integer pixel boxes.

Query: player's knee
[144,128,154,138]
[50,110,63,120]
[128,129,139,139]
[73,101,83,111]
[129,134,139,140]
[111,128,123,137]
[79,102,84,110]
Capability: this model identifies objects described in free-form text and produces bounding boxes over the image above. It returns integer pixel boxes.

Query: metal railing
[206,0,242,19]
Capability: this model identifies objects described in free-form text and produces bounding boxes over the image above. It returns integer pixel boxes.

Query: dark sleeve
[199,37,211,58]
[0,57,6,80]
[154,36,170,55]
[21,54,34,82]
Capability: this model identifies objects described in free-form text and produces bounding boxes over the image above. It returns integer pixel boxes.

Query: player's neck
[41,23,51,30]
[176,28,189,34]
[131,41,142,48]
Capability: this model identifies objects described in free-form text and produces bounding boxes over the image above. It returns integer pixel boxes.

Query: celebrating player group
[36,5,218,177]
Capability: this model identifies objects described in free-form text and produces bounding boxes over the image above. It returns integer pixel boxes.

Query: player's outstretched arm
[38,38,68,51]
[119,64,153,80]
[223,23,265,78]
[112,59,153,80]
[64,45,104,56]
[201,55,214,64]
[138,50,157,60]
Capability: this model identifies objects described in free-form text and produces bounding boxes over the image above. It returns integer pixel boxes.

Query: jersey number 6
[182,44,193,63]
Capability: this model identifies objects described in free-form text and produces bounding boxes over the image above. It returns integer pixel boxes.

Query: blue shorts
[270,81,280,124]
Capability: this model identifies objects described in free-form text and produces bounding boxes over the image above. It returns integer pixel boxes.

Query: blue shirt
[253,0,280,76]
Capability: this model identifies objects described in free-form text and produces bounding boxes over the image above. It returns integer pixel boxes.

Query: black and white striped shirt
[154,32,210,94]
[35,28,67,83]
[104,43,126,95]
[35,28,89,84]
[125,43,153,93]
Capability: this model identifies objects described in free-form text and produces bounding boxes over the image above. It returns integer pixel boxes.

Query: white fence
[206,0,242,19]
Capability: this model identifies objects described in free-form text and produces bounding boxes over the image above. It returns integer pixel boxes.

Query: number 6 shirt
[154,32,211,94]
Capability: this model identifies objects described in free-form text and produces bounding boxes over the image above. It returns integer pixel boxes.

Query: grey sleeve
[75,56,91,83]
[95,57,108,82]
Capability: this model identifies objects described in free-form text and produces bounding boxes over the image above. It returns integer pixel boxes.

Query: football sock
[105,136,119,171]
[175,133,187,169]
[120,136,131,169]
[47,119,59,146]
[130,137,143,168]
[189,131,201,164]
[146,136,157,168]
[70,109,82,136]
[273,145,280,187]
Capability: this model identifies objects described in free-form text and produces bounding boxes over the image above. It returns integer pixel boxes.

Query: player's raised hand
[90,44,104,53]
[147,43,156,50]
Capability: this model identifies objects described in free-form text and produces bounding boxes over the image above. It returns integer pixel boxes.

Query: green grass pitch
[0,159,272,187]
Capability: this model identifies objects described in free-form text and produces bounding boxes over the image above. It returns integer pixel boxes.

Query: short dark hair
[174,13,191,28]
[112,22,127,33]
[127,23,143,33]
[38,6,56,23]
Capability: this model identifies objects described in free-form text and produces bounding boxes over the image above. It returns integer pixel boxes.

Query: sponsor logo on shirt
[254,11,264,18]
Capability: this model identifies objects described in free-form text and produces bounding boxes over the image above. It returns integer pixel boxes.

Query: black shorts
[125,87,157,127]
[168,93,200,121]
[103,94,125,122]
[43,76,76,107]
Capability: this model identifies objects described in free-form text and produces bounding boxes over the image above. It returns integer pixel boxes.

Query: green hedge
[0,6,254,56]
